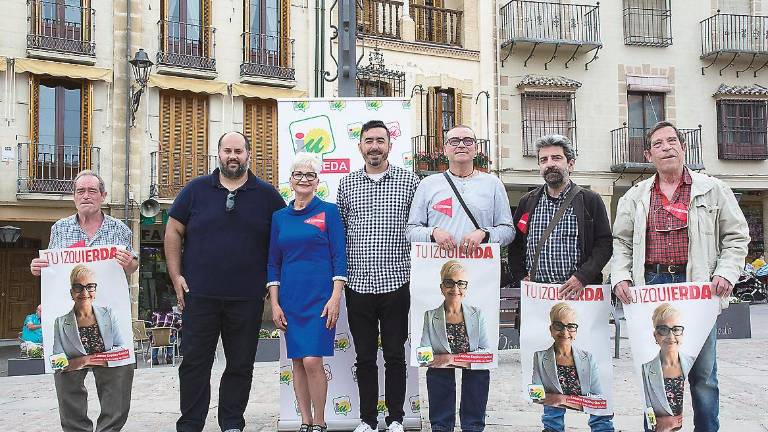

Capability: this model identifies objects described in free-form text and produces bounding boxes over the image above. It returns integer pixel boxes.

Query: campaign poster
[520,281,614,416]
[276,98,420,430]
[409,242,500,370]
[276,98,413,203]
[623,282,720,431]
[40,246,135,374]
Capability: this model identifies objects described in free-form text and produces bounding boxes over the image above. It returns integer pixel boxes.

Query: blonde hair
[439,260,465,281]
[652,303,679,327]
[549,302,576,323]
[69,264,95,286]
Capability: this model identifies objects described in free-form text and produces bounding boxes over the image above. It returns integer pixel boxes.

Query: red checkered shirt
[645,169,692,265]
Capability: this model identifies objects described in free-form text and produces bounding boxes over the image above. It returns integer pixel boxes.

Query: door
[0,249,41,339]
[38,0,83,42]
[627,91,664,162]
[246,0,281,66]
[164,0,204,59]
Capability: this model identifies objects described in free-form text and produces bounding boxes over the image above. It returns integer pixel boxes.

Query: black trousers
[345,283,410,428]
[176,294,264,432]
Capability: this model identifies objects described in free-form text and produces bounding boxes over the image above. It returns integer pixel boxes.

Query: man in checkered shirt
[337,120,419,432]
[508,134,614,432]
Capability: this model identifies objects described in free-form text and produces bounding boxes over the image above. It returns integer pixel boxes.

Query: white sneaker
[387,421,404,432]
[353,423,375,432]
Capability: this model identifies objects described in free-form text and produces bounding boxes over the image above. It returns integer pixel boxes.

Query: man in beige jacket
[611,121,749,432]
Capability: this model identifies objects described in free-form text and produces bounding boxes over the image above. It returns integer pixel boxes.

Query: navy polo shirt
[168,168,286,300]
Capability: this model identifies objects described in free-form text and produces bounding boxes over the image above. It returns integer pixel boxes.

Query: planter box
[716,302,751,339]
[255,337,280,362]
[498,327,520,350]
[7,358,45,376]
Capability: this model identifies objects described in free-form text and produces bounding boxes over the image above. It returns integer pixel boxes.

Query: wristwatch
[481,228,490,243]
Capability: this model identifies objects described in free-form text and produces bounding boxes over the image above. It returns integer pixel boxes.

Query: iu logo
[304,212,326,231]
[432,197,453,217]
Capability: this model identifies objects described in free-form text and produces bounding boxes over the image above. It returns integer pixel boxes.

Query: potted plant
[474,153,490,172]
[415,152,432,171]
[435,153,449,172]
[255,328,281,362]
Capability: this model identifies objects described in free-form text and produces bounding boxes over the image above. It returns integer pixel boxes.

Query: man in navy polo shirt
[165,131,285,432]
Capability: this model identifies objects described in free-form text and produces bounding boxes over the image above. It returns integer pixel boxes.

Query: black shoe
[311,425,327,432]
[299,424,311,432]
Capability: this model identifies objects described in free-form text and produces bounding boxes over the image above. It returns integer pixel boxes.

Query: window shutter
[244,0,250,61]
[29,75,40,181]
[202,0,212,58]
[80,80,92,170]
[454,89,463,126]
[280,0,291,67]
[193,95,209,176]
[244,98,278,187]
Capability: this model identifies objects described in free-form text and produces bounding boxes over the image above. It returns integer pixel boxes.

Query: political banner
[39,246,135,374]
[409,242,500,370]
[520,281,614,416]
[623,282,720,431]
[276,98,420,430]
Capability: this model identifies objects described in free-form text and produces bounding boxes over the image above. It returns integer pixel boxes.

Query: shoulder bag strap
[443,172,481,230]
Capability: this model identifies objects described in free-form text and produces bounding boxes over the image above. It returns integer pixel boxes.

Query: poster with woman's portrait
[520,281,614,416]
[40,246,135,374]
[409,242,500,370]
[623,282,719,431]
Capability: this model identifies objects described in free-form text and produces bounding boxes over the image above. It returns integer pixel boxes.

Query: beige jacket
[611,170,749,301]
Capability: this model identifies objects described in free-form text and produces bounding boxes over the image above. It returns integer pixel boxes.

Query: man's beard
[543,167,566,188]
[366,150,385,167]
[219,158,248,179]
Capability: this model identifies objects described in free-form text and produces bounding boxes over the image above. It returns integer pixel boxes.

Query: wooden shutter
[243,98,278,187]
[80,80,92,169]
[280,0,291,67]
[244,0,250,61]
[454,89,463,125]
[28,75,40,181]
[202,0,212,58]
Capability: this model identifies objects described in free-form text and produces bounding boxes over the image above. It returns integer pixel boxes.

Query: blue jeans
[643,271,719,432]
[542,405,614,432]
[426,368,489,432]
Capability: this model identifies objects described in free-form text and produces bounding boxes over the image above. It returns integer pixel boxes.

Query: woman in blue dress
[267,152,347,432]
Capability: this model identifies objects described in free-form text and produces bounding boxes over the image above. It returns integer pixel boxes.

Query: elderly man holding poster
[28,170,137,432]
[509,134,614,432]
[406,124,514,432]
[612,121,750,431]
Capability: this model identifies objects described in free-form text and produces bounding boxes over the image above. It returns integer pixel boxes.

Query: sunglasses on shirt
[226,191,237,213]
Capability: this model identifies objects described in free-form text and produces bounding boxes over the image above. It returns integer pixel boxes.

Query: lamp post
[0,226,22,245]
[124,48,153,224]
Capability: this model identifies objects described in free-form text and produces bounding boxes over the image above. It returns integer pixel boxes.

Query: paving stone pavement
[2,304,768,431]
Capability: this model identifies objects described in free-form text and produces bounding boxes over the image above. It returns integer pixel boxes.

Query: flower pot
[436,162,448,172]
[417,161,429,171]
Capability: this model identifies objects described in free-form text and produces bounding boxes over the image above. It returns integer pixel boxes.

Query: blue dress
[267,196,347,358]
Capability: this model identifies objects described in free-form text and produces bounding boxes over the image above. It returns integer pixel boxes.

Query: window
[427,87,462,148]
[157,90,209,197]
[159,0,214,69]
[357,79,393,97]
[623,0,672,46]
[521,92,576,157]
[242,0,293,79]
[243,98,279,186]
[717,99,768,160]
[718,0,752,15]
[28,0,94,55]
[627,91,664,161]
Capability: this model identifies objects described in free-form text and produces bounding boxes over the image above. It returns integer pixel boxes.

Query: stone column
[401,0,416,42]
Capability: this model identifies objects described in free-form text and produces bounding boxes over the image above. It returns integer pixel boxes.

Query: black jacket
[508,182,613,285]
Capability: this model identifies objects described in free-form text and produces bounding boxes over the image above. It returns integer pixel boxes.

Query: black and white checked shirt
[525,184,580,284]
[49,213,134,251]
[337,165,420,294]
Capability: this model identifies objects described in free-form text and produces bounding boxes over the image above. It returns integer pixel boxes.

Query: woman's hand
[64,355,107,371]
[429,353,454,368]
[272,302,287,331]
[321,293,341,329]
[541,393,567,407]
[656,415,683,432]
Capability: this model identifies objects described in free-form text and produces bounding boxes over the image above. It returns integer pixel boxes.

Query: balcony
[412,135,491,176]
[150,151,216,199]
[240,33,295,82]
[157,19,216,73]
[610,124,703,173]
[359,0,403,39]
[16,143,100,194]
[499,0,601,68]
[622,0,672,47]
[700,13,768,76]
[358,0,463,47]
[26,0,96,61]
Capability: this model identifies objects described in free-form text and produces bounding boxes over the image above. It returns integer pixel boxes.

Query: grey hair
[74,170,106,193]
[535,134,577,161]
[290,152,322,174]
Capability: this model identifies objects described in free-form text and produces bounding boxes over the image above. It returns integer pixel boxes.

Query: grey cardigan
[641,352,695,416]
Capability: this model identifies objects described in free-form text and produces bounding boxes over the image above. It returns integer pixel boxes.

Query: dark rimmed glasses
[445,137,476,147]
[442,279,469,289]
[226,191,237,213]
[552,321,579,332]
[72,283,97,293]
[655,325,684,336]
[291,171,318,181]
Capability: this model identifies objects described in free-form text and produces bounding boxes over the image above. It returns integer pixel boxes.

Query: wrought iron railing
[17,143,100,193]
[27,0,95,56]
[610,124,703,169]
[412,135,491,174]
[359,0,402,39]
[701,13,768,57]
[521,120,578,157]
[240,32,295,80]
[150,151,217,198]
[410,3,463,46]
[499,0,601,47]
[157,19,216,71]
[622,0,672,47]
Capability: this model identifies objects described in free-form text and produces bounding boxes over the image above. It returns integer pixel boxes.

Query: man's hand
[559,275,585,300]
[655,414,683,432]
[459,229,486,254]
[432,228,456,251]
[114,249,135,272]
[712,275,733,297]
[613,280,634,304]
[172,275,189,311]
[30,258,49,276]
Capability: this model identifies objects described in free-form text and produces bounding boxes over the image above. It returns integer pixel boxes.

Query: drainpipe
[124,0,131,223]
[314,0,319,96]
[319,0,325,97]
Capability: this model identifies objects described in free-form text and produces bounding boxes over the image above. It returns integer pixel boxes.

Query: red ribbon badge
[517,212,530,234]
[432,197,453,217]
[304,212,326,232]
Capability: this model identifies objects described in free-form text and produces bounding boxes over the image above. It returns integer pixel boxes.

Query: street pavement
[1,304,767,431]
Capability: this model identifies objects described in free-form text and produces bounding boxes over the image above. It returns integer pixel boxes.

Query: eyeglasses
[71,283,97,293]
[442,279,468,289]
[655,325,684,336]
[551,321,579,332]
[225,191,237,213]
[291,171,318,181]
[445,137,476,147]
